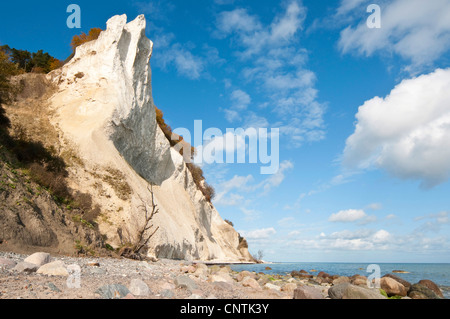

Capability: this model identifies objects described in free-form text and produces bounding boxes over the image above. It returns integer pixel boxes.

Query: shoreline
[0,251,447,299]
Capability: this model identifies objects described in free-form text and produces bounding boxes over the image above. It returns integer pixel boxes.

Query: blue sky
[1,0,450,263]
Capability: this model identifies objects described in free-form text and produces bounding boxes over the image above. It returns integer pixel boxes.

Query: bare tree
[256,250,264,263]
[119,184,160,260]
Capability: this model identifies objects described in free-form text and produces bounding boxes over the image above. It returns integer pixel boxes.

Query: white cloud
[240,227,277,240]
[343,68,450,188]
[366,203,383,211]
[230,89,251,110]
[321,229,392,250]
[329,209,368,222]
[338,0,450,68]
[258,160,294,193]
[414,211,450,233]
[215,0,326,146]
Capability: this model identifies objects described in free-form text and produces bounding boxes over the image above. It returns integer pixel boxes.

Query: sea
[230,262,450,299]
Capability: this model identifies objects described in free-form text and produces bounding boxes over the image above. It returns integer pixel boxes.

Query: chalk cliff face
[47,14,253,262]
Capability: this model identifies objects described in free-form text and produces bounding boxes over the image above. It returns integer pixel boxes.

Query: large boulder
[24,252,51,267]
[342,285,387,299]
[418,280,444,298]
[383,274,411,292]
[236,270,255,282]
[293,285,324,299]
[13,262,39,273]
[409,283,442,299]
[36,260,69,276]
[328,283,352,299]
[332,276,350,285]
[380,277,407,297]
[351,275,368,286]
[241,277,261,290]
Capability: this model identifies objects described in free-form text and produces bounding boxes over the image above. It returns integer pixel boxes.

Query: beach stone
[210,273,234,284]
[218,266,232,274]
[0,257,17,269]
[96,284,131,299]
[129,279,151,296]
[409,283,441,299]
[342,285,386,299]
[194,263,208,276]
[87,262,100,267]
[175,275,198,291]
[281,283,298,293]
[242,276,261,290]
[418,280,444,298]
[236,270,255,282]
[328,283,352,299]
[332,276,350,285]
[47,282,62,293]
[291,271,313,279]
[208,265,221,274]
[383,274,411,292]
[160,289,175,298]
[212,281,234,292]
[24,252,51,267]
[181,265,196,273]
[380,277,407,297]
[264,283,281,291]
[265,266,272,270]
[351,275,368,286]
[317,271,331,278]
[316,276,332,284]
[293,285,324,299]
[37,261,69,276]
[13,262,39,273]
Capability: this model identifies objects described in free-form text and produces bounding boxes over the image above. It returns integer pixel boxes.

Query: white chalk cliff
[47,14,253,262]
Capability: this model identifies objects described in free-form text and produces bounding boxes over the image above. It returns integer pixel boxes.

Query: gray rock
[342,285,387,299]
[408,283,441,299]
[174,275,197,291]
[96,284,131,299]
[212,281,234,292]
[332,276,351,285]
[0,257,17,269]
[328,283,352,299]
[13,262,39,273]
[129,279,151,296]
[24,252,51,267]
[293,285,324,299]
[160,289,175,298]
[47,282,62,293]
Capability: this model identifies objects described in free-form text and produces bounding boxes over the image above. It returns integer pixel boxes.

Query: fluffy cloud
[216,0,326,146]
[343,68,450,188]
[329,209,367,222]
[338,0,450,68]
[240,228,277,240]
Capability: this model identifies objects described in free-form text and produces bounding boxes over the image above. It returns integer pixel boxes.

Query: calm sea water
[230,262,450,299]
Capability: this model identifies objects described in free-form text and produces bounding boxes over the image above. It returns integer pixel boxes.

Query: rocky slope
[2,14,253,263]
